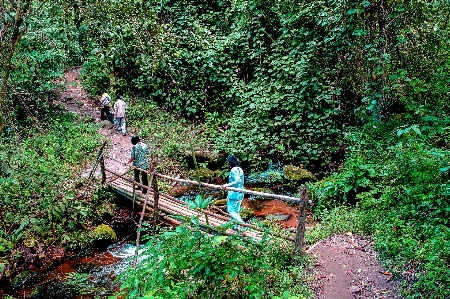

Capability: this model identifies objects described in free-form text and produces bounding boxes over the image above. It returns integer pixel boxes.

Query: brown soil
[308,234,399,299]
[58,67,400,299]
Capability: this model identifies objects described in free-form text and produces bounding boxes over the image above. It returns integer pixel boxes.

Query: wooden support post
[133,171,154,267]
[88,140,107,180]
[132,182,136,216]
[150,160,160,226]
[295,185,309,253]
[100,155,106,184]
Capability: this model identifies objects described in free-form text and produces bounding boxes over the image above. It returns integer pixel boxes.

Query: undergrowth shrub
[0,113,103,255]
[114,224,311,299]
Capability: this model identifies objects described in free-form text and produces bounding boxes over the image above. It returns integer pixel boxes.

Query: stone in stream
[91,224,117,249]
[213,199,227,206]
[266,214,291,221]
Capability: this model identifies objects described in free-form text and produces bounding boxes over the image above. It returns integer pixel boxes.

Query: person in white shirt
[114,94,127,136]
[100,90,113,123]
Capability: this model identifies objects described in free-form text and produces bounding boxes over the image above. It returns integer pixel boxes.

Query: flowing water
[1,243,137,299]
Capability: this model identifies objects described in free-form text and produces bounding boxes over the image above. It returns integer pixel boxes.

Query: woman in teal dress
[221,154,245,224]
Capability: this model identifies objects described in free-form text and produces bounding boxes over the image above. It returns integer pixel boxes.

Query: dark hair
[227,154,239,168]
[131,135,140,145]
[116,94,121,99]
[101,89,106,93]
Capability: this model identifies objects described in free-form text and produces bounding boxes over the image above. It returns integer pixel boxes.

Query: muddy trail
[58,67,400,299]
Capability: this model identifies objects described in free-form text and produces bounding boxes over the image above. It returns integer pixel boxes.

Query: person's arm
[128,146,135,164]
[222,168,241,189]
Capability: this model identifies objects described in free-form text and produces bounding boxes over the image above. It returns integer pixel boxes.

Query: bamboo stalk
[295,185,309,252]
[156,173,309,204]
[133,171,154,267]
[100,155,106,184]
[88,140,107,180]
[150,161,160,226]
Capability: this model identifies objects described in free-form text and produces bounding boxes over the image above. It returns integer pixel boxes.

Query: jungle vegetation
[0,0,449,298]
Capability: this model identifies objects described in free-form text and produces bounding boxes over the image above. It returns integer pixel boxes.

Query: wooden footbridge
[90,143,310,251]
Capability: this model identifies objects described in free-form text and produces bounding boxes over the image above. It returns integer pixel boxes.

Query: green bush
[0,113,102,253]
[114,224,311,299]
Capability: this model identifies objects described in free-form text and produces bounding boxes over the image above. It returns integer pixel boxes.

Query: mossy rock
[65,231,92,252]
[240,207,254,220]
[246,170,283,185]
[90,224,117,248]
[156,180,172,195]
[189,167,214,182]
[283,165,317,182]
[214,199,227,206]
[97,202,116,218]
[99,120,114,129]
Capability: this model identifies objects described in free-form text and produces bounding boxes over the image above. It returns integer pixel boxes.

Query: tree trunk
[0,0,32,135]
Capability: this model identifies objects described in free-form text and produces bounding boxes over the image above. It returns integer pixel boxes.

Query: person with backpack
[114,94,127,136]
[221,154,245,227]
[128,136,149,194]
[100,90,113,123]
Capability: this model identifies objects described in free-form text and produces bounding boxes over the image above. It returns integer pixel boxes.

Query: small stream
[1,243,137,299]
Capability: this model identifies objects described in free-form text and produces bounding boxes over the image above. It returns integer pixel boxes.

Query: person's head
[116,94,121,100]
[227,154,239,168]
[101,89,106,94]
[131,135,140,145]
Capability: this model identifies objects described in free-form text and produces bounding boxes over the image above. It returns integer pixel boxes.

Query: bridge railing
[97,154,310,252]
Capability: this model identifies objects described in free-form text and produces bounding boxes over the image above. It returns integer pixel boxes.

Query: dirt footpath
[58,67,132,176]
[308,234,399,299]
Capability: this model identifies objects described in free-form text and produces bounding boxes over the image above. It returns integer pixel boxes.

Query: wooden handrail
[104,155,311,204]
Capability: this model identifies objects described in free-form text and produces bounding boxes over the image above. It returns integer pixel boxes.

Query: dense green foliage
[115,223,310,299]
[308,116,450,298]
[77,0,450,166]
[0,114,107,270]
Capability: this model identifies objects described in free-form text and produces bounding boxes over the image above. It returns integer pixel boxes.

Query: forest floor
[57,67,400,299]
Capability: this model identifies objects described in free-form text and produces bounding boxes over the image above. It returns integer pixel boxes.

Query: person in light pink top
[114,95,127,135]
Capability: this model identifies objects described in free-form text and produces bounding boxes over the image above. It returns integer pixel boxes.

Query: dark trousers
[100,106,113,123]
[134,169,149,193]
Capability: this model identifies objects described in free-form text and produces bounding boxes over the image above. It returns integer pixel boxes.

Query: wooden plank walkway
[108,178,295,241]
